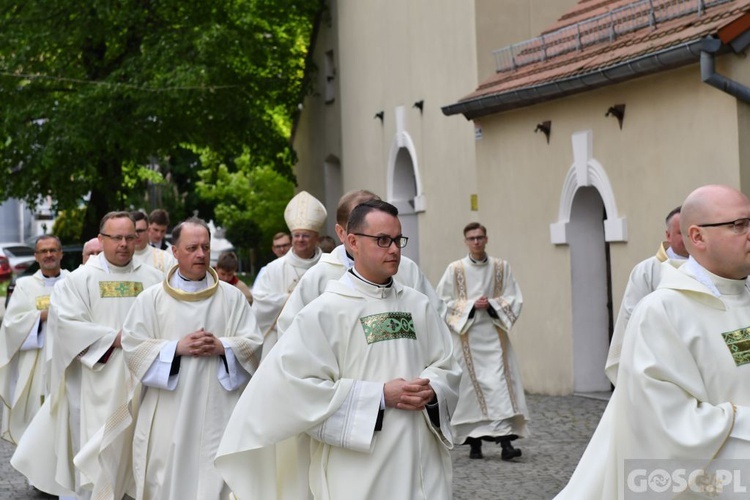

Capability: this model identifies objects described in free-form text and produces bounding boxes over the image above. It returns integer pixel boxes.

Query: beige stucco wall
[292,3,343,232]
[293,1,582,283]
[474,0,579,81]
[474,63,742,395]
[316,0,485,283]
[292,2,750,396]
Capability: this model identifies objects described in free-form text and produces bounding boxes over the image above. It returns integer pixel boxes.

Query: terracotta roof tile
[461,0,750,104]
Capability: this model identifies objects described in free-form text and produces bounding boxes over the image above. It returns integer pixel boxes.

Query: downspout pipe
[701,36,750,103]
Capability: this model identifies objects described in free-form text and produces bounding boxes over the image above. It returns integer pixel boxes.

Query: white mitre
[284,190,327,233]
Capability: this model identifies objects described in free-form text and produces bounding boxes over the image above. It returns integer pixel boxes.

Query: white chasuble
[251,248,321,359]
[436,255,528,443]
[120,267,262,500]
[277,244,445,337]
[132,244,177,276]
[556,259,750,499]
[216,272,461,500]
[606,241,685,385]
[11,254,162,499]
[0,269,68,444]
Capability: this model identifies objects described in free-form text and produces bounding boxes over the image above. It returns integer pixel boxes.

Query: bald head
[82,237,102,264]
[681,185,750,279]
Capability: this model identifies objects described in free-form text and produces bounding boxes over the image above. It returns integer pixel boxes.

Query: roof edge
[442,39,705,120]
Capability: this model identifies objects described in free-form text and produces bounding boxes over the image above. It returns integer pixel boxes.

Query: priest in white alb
[273,189,447,499]
[555,185,750,499]
[436,222,527,461]
[119,217,263,500]
[0,235,68,445]
[252,190,326,358]
[11,212,162,500]
[130,210,176,276]
[605,205,688,385]
[277,189,445,337]
[216,200,461,500]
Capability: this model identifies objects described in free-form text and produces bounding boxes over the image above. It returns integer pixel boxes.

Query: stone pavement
[451,393,608,499]
[0,393,607,499]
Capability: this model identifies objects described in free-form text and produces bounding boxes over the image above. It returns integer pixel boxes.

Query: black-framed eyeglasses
[35,248,61,255]
[100,233,137,243]
[352,233,408,248]
[697,218,750,234]
[465,236,486,242]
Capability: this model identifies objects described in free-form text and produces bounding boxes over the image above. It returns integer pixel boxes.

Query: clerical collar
[349,268,393,288]
[98,252,132,274]
[291,247,321,262]
[333,245,354,268]
[666,247,687,261]
[680,257,749,298]
[42,272,63,287]
[468,254,488,264]
[163,266,219,301]
[177,270,207,283]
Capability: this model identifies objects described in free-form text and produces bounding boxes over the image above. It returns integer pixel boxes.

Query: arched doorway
[549,130,627,394]
[387,107,424,265]
[569,187,613,393]
[390,147,420,263]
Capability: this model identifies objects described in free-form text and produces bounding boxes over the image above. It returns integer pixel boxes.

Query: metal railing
[492,0,731,73]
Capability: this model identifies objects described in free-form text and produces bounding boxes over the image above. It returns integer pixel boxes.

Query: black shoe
[498,436,522,461]
[492,434,519,444]
[466,437,483,459]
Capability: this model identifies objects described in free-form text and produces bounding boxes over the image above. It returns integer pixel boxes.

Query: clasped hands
[474,296,490,310]
[384,377,436,411]
[176,328,225,357]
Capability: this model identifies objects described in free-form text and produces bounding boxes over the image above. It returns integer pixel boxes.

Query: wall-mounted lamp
[535,121,551,144]
[605,104,626,129]
[374,111,384,122]
[413,100,424,113]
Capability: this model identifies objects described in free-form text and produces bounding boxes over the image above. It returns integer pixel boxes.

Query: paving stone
[0,393,607,499]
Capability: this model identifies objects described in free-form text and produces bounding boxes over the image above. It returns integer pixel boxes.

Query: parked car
[0,243,36,278]
[4,243,83,308]
[0,255,10,282]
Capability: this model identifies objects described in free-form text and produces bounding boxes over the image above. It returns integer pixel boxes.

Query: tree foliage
[51,208,86,244]
[0,0,321,237]
[196,152,294,240]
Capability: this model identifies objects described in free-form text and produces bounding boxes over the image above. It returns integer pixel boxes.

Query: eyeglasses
[35,248,61,255]
[100,233,137,243]
[697,218,750,234]
[273,243,291,250]
[465,236,486,242]
[352,233,408,248]
[292,233,313,240]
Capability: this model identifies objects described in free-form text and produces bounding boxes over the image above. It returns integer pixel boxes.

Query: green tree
[0,0,321,237]
[196,152,295,267]
[51,208,86,244]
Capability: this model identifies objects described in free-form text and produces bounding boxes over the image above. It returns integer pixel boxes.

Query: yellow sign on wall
[470,194,478,211]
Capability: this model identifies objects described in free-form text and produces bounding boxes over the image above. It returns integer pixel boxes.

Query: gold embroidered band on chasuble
[99,281,144,298]
[360,312,416,345]
[722,326,750,367]
[35,295,51,310]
